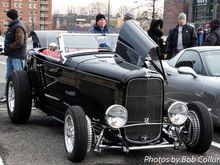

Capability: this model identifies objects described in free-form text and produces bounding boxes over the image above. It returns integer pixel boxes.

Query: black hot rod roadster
[6,21,213,162]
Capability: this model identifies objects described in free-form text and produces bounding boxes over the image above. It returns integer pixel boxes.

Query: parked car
[6,21,213,162]
[0,36,5,54]
[163,46,220,127]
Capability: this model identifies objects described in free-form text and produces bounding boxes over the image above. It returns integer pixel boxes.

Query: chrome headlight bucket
[105,105,128,129]
[168,102,188,125]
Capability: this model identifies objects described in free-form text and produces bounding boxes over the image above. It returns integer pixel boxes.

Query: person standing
[147,19,164,51]
[204,19,220,46]
[0,9,27,102]
[166,12,198,58]
[123,12,135,22]
[89,13,112,33]
[197,28,206,46]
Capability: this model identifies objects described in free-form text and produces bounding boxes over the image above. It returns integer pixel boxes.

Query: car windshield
[59,33,118,54]
[202,51,220,76]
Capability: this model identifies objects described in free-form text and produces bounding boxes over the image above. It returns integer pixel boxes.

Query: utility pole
[152,0,156,20]
[107,0,110,25]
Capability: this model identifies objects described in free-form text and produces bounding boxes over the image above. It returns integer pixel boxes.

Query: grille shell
[124,78,163,144]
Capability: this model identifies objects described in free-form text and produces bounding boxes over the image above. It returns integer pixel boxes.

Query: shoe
[0,97,6,103]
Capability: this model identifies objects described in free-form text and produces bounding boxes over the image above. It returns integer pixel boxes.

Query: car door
[165,50,206,104]
[36,56,62,116]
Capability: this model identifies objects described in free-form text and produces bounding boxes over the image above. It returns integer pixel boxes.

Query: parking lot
[0,55,220,164]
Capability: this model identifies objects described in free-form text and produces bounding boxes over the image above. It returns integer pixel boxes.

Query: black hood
[209,19,220,32]
[149,19,163,29]
[115,20,166,79]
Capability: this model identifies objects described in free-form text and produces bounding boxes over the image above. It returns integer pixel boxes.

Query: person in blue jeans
[0,9,27,102]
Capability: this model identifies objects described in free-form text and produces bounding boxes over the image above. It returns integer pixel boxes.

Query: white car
[0,36,5,54]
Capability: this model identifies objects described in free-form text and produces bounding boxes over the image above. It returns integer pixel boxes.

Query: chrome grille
[124,78,163,144]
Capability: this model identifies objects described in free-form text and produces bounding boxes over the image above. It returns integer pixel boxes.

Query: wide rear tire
[64,106,88,162]
[183,102,213,153]
[6,70,32,124]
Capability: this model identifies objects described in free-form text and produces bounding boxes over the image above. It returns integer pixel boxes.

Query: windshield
[203,51,220,76]
[59,33,118,54]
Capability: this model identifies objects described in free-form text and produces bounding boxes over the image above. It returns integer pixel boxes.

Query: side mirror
[178,66,198,78]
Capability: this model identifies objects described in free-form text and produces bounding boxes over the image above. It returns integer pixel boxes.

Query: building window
[18,10,23,15]
[193,0,214,25]
[14,3,19,8]
[29,3,33,8]
[3,2,9,7]
[29,17,33,22]
[19,3,23,8]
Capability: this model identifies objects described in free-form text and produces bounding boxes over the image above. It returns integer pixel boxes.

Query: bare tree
[116,5,130,18]
[88,2,108,15]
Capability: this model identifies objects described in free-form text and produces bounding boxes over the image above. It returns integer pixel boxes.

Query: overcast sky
[52,0,164,14]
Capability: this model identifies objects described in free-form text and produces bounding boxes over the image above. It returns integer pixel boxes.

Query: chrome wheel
[64,114,75,153]
[8,81,15,113]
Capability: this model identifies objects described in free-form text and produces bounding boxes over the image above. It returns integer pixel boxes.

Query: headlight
[168,102,188,125]
[105,105,128,129]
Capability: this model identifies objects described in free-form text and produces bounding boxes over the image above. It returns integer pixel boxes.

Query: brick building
[163,0,189,35]
[163,0,220,35]
[0,0,52,35]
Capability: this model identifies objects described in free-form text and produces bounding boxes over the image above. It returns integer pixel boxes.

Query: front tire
[6,70,32,124]
[64,106,88,162]
[182,102,213,153]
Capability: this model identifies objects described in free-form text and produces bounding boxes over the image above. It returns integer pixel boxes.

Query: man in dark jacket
[89,13,112,33]
[166,13,198,58]
[0,9,26,102]
[204,19,220,46]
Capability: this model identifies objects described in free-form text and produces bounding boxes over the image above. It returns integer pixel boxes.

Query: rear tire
[6,70,32,124]
[182,102,213,153]
[64,106,88,162]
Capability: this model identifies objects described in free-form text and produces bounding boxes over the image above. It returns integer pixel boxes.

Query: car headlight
[105,105,128,129]
[168,102,188,125]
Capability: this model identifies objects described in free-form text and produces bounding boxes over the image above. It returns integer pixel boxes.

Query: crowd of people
[1,9,220,102]
[88,11,220,60]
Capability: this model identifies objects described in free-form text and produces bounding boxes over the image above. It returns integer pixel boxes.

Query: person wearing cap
[89,13,112,33]
[0,9,27,102]
[204,19,220,46]
[166,12,198,58]
[123,12,135,22]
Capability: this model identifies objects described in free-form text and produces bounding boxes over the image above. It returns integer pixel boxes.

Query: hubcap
[8,81,15,113]
[64,115,75,153]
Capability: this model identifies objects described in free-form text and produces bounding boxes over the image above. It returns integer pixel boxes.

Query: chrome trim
[8,81,15,113]
[123,122,171,128]
[86,116,93,152]
[45,94,60,101]
[44,73,56,79]
[99,142,175,151]
[94,129,105,152]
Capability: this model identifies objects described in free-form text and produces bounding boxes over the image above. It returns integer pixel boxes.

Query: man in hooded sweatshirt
[0,9,26,102]
[204,19,220,46]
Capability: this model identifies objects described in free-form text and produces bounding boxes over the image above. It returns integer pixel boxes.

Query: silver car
[163,46,220,127]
